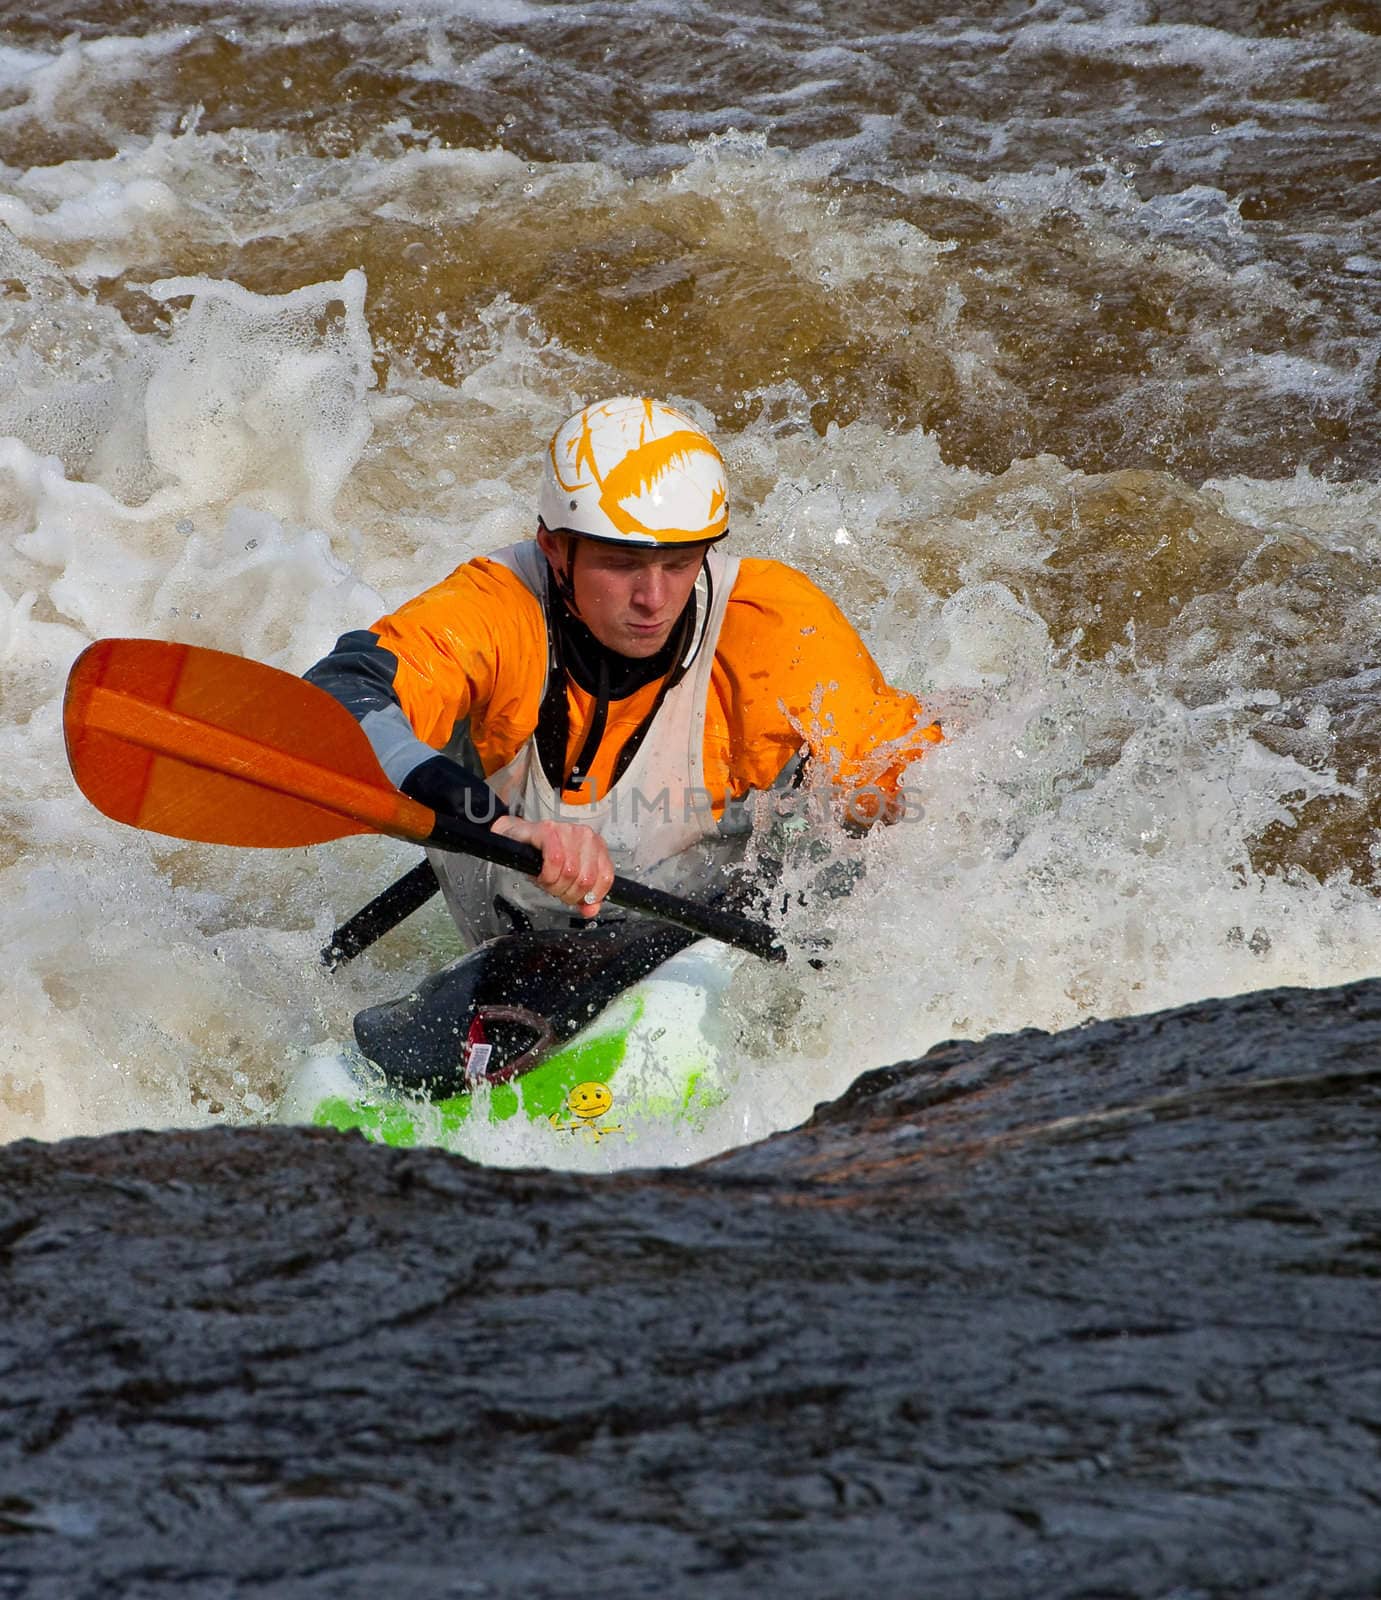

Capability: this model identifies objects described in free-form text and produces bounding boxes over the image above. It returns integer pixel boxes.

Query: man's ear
[537,526,580,613]
[536,524,566,572]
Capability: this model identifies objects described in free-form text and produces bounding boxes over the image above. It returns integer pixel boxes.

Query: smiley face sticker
[550,1080,623,1140]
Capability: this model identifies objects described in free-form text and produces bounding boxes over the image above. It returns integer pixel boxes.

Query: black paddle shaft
[322,818,786,968]
[426,815,786,963]
[322,857,441,969]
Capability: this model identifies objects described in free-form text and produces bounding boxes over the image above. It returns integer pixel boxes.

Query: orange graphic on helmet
[543,397,729,546]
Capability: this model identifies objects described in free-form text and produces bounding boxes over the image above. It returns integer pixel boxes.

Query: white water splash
[3,121,1379,1162]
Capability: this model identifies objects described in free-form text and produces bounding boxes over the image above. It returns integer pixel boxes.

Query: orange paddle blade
[63,639,438,848]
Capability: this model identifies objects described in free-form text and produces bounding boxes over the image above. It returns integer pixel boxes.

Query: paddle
[322,857,441,969]
[63,638,787,963]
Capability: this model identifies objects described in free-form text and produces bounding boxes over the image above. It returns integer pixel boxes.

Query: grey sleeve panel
[303,628,435,785]
[359,706,437,786]
[717,751,808,836]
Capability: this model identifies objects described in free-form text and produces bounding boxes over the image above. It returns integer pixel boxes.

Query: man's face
[538,529,706,659]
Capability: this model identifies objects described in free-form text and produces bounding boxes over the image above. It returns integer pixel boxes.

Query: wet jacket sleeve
[302,557,544,827]
[718,559,942,820]
[304,628,508,825]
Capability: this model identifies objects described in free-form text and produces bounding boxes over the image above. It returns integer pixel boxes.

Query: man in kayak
[305,396,940,943]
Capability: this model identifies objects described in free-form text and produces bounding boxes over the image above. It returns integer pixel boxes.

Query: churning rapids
[2,1,1380,1593]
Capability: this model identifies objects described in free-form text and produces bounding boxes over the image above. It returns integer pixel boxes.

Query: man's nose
[633,568,668,609]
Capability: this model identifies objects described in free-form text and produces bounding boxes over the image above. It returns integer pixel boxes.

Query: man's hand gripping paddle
[62,639,786,964]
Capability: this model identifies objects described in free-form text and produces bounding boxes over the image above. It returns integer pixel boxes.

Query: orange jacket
[363,552,939,818]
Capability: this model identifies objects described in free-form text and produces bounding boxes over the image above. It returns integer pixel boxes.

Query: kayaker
[306,396,941,943]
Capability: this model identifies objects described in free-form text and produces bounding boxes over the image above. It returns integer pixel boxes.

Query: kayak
[277,920,743,1148]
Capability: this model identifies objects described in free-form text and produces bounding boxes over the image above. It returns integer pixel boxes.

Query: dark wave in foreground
[4,977,1380,1599]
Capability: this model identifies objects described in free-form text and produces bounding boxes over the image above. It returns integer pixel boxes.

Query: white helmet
[539,396,728,547]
